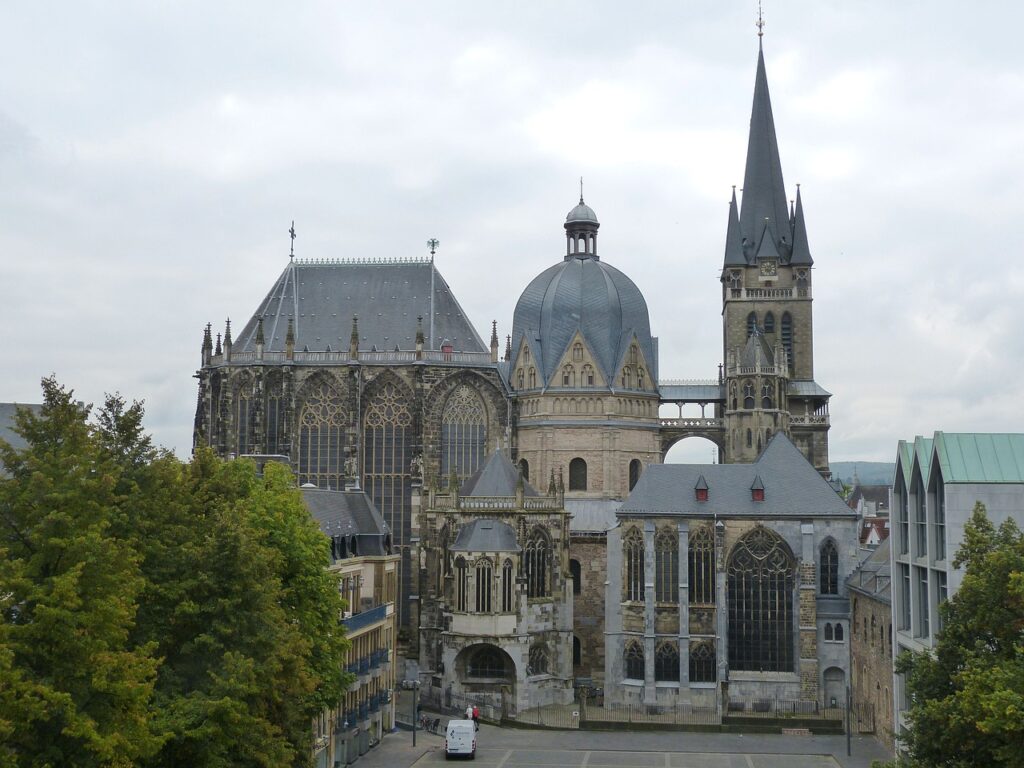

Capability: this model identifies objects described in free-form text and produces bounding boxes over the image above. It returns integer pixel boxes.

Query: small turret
[285,318,295,360]
[504,334,512,362]
[201,323,213,365]
[490,320,499,363]
[215,332,222,357]
[223,319,233,362]
[349,316,359,359]
[255,317,265,360]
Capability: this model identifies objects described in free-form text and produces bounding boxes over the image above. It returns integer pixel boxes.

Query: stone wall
[569,536,607,683]
[851,592,895,751]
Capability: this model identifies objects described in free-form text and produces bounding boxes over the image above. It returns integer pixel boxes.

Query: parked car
[444,719,476,760]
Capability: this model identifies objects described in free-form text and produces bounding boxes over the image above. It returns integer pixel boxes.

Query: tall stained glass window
[364,381,413,623]
[525,528,550,598]
[235,378,252,455]
[297,376,347,489]
[820,539,839,595]
[623,528,644,602]
[688,526,715,604]
[264,372,285,455]
[655,527,678,603]
[727,527,796,672]
[440,384,487,486]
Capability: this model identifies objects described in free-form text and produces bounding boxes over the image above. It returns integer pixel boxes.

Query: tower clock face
[759,258,778,277]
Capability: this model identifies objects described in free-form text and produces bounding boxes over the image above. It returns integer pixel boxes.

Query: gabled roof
[846,538,891,604]
[461,449,538,497]
[932,432,1024,483]
[451,518,521,553]
[619,432,853,518]
[234,258,486,355]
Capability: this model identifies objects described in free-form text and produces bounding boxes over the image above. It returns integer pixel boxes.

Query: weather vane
[756,1,765,38]
[289,220,297,259]
[427,238,440,259]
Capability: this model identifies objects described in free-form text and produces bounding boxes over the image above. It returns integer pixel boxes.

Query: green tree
[0,378,161,767]
[895,501,1024,767]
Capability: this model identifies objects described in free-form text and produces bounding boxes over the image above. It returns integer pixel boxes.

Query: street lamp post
[402,679,421,746]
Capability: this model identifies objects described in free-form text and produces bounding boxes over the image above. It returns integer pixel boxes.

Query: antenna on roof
[756,1,765,39]
[289,220,297,260]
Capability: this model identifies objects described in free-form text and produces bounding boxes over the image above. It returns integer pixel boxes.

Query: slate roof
[846,538,891,604]
[461,449,539,497]
[847,484,889,512]
[0,403,42,454]
[619,432,853,518]
[234,259,486,354]
[511,254,657,388]
[567,498,621,534]
[788,380,832,398]
[451,518,521,553]
[301,487,391,557]
[932,432,1024,483]
[658,383,724,402]
[723,42,813,269]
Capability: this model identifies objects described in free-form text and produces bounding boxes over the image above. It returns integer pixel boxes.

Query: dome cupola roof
[565,198,599,225]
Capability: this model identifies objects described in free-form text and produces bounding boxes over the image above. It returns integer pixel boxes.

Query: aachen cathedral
[194,37,857,715]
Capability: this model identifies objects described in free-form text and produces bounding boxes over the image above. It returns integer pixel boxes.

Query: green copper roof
[933,432,1024,483]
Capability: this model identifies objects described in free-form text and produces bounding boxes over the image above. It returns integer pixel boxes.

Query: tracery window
[688,526,715,604]
[297,376,347,489]
[727,527,796,672]
[747,311,758,337]
[655,527,678,603]
[525,528,550,598]
[501,559,514,611]
[623,527,644,602]
[235,380,253,455]
[569,458,587,491]
[455,557,468,611]
[468,646,507,678]
[743,381,755,409]
[761,382,773,409]
[781,312,793,372]
[689,641,716,683]
[655,641,680,682]
[475,558,493,613]
[819,539,839,595]
[264,372,285,455]
[364,381,413,623]
[528,644,549,676]
[624,640,644,680]
[441,385,487,486]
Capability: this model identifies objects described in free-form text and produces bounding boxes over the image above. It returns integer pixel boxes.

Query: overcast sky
[3,2,1023,464]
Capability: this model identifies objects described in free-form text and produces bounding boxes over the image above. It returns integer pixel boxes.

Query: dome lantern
[564,193,600,261]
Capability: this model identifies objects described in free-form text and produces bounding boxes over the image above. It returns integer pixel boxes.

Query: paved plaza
[353,721,892,768]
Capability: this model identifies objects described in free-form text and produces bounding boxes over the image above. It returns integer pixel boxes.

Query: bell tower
[720,40,831,474]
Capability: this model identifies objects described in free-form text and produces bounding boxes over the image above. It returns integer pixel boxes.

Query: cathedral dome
[565,200,599,225]
[511,199,656,389]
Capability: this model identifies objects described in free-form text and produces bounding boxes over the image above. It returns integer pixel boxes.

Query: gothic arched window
[517,369,524,389]
[824,623,834,641]
[688,525,715,604]
[689,641,716,683]
[623,527,644,602]
[468,646,507,678]
[747,311,758,337]
[582,364,595,387]
[836,623,843,641]
[655,641,679,682]
[624,640,644,680]
[562,365,574,387]
[518,458,529,482]
[525,528,550,598]
[629,459,642,491]
[820,539,839,595]
[569,458,587,491]
[746,428,753,448]
[501,559,514,612]
[743,381,755,409]
[528,368,537,388]
[455,556,468,612]
[363,381,413,622]
[234,378,253,455]
[528,643,549,676]
[781,312,793,372]
[569,558,582,596]
[655,527,678,603]
[621,367,631,388]
[475,558,493,613]
[764,312,775,333]
[761,382,773,409]
[727,527,796,672]
[441,384,487,485]
[264,372,285,455]
[573,342,583,361]
[637,368,645,389]
[297,376,347,489]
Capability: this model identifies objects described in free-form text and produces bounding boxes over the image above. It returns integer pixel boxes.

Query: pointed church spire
[739,43,790,257]
[490,320,499,363]
[504,334,512,362]
[215,332,222,356]
[789,185,813,265]
[723,186,745,267]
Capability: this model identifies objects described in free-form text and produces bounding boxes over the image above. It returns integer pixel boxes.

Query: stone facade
[851,589,894,751]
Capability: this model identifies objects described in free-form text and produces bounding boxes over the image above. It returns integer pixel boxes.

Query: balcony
[342,603,388,634]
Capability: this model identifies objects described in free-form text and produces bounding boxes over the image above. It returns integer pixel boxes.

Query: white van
[444,719,476,760]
